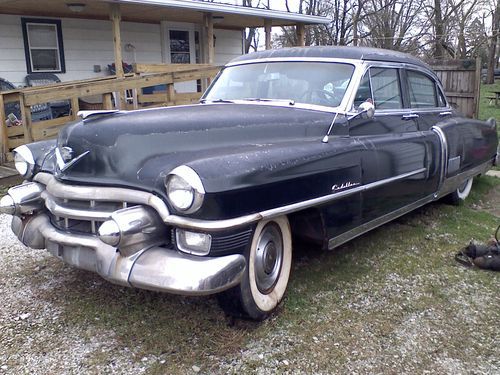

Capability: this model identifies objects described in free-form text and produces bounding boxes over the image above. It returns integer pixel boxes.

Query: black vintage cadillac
[1,47,498,320]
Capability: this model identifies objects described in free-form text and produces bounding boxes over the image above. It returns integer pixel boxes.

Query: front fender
[16,140,57,179]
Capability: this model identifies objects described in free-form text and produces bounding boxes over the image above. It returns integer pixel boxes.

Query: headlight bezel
[165,165,205,214]
[13,145,35,179]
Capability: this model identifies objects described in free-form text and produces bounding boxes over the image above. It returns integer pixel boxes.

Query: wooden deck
[0,162,21,186]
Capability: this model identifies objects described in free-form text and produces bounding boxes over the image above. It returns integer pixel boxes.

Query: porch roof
[0,0,330,28]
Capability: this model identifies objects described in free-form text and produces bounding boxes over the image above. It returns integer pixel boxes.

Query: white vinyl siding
[213,29,244,65]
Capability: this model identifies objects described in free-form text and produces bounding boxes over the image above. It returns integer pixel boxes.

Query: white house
[0,0,330,163]
[0,0,330,88]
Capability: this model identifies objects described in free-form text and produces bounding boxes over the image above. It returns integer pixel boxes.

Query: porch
[0,63,221,164]
[0,0,329,165]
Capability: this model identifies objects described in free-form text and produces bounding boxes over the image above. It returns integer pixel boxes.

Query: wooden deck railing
[0,64,220,163]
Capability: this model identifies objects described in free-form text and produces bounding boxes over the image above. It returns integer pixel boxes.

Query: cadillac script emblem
[331,181,360,192]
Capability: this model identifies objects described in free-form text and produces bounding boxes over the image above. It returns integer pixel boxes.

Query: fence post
[473,57,481,119]
[71,97,80,120]
[103,93,114,110]
[19,96,33,143]
[167,83,175,106]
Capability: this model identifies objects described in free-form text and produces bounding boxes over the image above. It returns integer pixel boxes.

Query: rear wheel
[218,216,292,320]
[445,177,473,205]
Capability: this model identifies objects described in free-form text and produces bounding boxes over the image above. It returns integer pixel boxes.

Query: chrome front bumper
[11,213,246,296]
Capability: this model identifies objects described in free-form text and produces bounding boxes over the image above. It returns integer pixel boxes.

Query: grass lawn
[479,81,500,127]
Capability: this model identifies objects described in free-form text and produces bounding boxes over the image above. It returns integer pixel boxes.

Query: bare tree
[486,0,500,83]
[360,0,429,52]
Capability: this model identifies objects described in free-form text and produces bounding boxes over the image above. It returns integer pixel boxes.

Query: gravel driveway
[0,214,150,374]
[1,177,499,374]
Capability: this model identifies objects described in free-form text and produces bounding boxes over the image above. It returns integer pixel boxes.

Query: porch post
[264,19,272,50]
[109,4,124,78]
[206,13,215,65]
[296,23,305,47]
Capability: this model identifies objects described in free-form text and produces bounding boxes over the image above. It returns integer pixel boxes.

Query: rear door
[349,65,438,224]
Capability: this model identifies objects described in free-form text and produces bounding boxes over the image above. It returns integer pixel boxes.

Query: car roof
[230,46,430,70]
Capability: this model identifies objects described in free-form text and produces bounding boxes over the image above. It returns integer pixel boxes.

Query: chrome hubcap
[255,223,283,294]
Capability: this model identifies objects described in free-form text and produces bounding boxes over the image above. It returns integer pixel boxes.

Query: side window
[369,68,402,110]
[407,70,437,108]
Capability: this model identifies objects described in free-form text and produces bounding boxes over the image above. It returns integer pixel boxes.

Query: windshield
[204,62,354,108]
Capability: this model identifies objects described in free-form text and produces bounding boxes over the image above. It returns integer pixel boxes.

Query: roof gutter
[110,0,332,25]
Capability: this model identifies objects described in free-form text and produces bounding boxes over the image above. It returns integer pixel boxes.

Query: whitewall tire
[218,215,292,320]
[446,177,473,205]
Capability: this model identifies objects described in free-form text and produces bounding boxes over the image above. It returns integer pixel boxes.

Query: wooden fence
[429,58,481,119]
[0,64,220,163]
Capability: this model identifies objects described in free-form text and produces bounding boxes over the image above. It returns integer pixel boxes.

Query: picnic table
[487,91,500,106]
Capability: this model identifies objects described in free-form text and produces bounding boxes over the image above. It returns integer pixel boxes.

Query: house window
[21,18,65,73]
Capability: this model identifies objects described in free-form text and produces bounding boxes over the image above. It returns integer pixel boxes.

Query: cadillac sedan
[1,46,498,320]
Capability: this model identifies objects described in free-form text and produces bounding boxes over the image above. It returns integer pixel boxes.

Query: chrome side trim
[12,213,246,296]
[431,125,448,197]
[328,193,436,250]
[34,173,170,220]
[165,167,427,231]
[328,160,494,250]
[34,168,426,232]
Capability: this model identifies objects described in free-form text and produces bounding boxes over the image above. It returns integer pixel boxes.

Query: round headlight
[165,166,205,214]
[166,175,195,211]
[13,145,35,178]
[14,153,29,176]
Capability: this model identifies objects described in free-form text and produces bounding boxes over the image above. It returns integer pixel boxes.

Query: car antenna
[322,101,375,143]
[322,113,339,143]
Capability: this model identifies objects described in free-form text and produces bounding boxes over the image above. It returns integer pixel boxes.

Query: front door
[163,24,199,93]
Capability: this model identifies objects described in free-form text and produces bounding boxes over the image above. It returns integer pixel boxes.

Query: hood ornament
[55,146,90,173]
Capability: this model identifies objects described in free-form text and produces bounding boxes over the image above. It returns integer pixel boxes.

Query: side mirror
[358,101,375,119]
[347,101,375,121]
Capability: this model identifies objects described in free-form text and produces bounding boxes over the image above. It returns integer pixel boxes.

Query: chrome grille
[44,192,135,235]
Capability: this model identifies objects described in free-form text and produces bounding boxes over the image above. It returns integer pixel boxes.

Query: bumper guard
[11,214,246,296]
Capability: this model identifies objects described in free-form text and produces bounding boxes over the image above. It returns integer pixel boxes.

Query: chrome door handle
[439,111,452,116]
[402,113,419,120]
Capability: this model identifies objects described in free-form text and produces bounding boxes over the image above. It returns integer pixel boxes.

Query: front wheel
[218,216,292,320]
[445,177,473,205]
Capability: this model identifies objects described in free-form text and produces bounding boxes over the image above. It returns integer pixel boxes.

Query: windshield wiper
[242,98,295,105]
[200,98,235,104]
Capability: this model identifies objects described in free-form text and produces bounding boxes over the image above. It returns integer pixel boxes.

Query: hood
[54,103,333,194]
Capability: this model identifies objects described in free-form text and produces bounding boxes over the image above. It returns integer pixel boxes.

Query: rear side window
[437,87,447,107]
[369,68,402,110]
[407,70,437,108]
